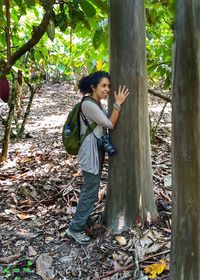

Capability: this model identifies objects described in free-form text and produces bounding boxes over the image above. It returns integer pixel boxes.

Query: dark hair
[78,71,110,94]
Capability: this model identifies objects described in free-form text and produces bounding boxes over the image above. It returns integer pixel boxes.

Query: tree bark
[106,0,157,233]
[0,82,17,163]
[170,0,200,279]
[18,79,40,137]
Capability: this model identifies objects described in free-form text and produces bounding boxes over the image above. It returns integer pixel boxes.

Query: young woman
[66,71,129,244]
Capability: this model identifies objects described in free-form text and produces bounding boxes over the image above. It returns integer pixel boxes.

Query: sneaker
[65,228,91,244]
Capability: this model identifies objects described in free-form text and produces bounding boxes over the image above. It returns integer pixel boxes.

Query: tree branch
[2,2,55,76]
[148,88,171,103]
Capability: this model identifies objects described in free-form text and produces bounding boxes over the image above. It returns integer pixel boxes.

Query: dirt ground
[0,82,172,280]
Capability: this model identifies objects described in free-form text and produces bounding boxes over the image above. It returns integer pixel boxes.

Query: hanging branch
[148,88,171,103]
[2,1,55,76]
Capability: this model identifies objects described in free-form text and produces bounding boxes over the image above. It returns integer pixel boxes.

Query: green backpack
[62,97,97,155]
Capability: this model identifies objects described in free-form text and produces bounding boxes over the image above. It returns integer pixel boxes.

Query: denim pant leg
[69,171,101,232]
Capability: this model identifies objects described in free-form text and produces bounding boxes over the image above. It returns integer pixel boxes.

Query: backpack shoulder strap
[81,96,103,110]
[79,96,98,144]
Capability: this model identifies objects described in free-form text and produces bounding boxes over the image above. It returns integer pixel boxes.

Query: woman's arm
[82,101,113,129]
[82,86,129,129]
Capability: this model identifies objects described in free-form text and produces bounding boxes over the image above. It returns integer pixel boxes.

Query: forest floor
[0,82,172,280]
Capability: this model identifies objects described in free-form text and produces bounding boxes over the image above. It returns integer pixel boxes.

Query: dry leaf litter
[0,82,171,279]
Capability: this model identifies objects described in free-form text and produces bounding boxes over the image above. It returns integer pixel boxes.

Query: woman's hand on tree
[114,85,129,105]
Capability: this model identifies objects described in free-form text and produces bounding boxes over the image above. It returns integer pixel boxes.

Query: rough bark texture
[170,0,200,279]
[106,0,157,233]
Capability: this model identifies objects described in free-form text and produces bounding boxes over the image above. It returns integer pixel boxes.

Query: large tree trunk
[170,0,200,279]
[106,0,157,233]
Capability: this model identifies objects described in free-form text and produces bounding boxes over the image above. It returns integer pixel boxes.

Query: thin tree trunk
[106,0,157,233]
[18,80,40,137]
[0,84,17,162]
[170,0,200,279]
[0,0,12,163]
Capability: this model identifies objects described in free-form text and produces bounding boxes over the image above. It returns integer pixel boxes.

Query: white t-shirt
[77,99,113,174]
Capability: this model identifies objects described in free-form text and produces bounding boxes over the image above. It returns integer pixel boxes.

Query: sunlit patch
[146,211,152,223]
[116,210,126,232]
[139,193,143,211]
[27,114,67,132]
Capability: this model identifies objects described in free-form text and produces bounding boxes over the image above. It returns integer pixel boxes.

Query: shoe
[65,228,91,244]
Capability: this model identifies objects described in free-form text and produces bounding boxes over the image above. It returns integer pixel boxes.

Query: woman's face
[92,77,110,100]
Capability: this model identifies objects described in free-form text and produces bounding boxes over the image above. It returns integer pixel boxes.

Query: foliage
[0,0,109,82]
[145,0,175,89]
[0,0,175,87]
[2,259,34,279]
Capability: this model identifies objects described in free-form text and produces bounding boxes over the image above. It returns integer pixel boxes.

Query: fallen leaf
[115,236,127,246]
[4,208,18,215]
[17,213,34,220]
[20,157,33,163]
[145,242,165,255]
[45,236,54,244]
[144,259,167,279]
[36,253,54,280]
[0,254,21,264]
[28,246,38,256]
[72,171,81,177]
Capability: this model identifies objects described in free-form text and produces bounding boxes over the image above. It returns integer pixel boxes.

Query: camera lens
[104,143,116,155]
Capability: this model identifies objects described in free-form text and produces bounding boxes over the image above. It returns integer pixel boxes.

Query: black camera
[98,135,116,156]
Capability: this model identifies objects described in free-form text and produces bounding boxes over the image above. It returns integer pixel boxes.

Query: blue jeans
[69,147,104,232]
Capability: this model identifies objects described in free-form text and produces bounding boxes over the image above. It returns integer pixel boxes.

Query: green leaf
[163,76,171,89]
[73,0,79,8]
[27,260,33,267]
[75,10,91,30]
[12,268,20,273]
[0,33,6,45]
[59,19,69,32]
[81,17,91,30]
[57,63,66,72]
[93,28,104,49]
[23,267,32,273]
[41,47,48,58]
[32,6,40,18]
[2,267,10,274]
[55,13,67,28]
[13,0,25,11]
[90,0,109,14]
[79,0,96,17]
[0,0,3,19]
[24,0,35,7]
